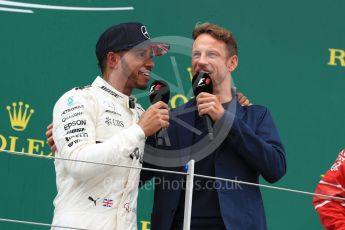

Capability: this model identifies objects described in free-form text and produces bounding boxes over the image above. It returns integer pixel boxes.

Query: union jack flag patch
[102,198,113,208]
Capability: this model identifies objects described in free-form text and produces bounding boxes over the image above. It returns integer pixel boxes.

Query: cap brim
[132,40,170,56]
[149,42,170,56]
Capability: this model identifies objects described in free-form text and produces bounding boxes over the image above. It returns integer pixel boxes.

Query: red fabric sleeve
[313,149,345,230]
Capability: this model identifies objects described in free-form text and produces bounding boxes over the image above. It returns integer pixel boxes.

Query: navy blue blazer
[141,99,287,230]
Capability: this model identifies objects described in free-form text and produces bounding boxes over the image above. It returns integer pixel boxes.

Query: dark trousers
[171,217,227,230]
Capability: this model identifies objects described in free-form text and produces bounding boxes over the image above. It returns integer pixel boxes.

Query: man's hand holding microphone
[138,101,169,137]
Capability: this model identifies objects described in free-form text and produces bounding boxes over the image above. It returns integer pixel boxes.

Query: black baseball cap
[96,22,170,63]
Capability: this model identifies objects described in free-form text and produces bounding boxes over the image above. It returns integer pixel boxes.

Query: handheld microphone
[192,71,214,140]
[192,71,213,96]
[149,80,171,146]
[149,80,170,104]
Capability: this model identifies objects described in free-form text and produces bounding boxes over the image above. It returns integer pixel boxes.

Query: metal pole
[183,159,195,230]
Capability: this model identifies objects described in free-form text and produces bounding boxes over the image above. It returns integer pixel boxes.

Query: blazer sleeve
[220,106,287,183]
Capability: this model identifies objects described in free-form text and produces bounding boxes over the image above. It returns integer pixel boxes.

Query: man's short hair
[98,57,107,74]
[192,22,238,57]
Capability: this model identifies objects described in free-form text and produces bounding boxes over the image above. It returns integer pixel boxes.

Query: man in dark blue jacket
[141,22,287,230]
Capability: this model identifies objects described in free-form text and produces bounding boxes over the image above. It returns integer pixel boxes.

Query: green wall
[1,0,344,229]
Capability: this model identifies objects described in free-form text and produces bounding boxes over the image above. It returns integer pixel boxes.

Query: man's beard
[121,58,147,90]
[121,58,133,79]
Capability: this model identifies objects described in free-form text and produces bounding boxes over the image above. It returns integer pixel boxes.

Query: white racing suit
[52,76,145,230]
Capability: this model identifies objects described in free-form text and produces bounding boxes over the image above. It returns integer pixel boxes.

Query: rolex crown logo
[6,101,35,131]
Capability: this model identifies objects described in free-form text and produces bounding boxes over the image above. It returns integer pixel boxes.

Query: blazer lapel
[171,99,197,165]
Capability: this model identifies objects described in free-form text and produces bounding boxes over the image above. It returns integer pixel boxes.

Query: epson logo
[64,120,86,131]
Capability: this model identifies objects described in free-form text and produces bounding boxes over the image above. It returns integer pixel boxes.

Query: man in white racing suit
[51,22,170,230]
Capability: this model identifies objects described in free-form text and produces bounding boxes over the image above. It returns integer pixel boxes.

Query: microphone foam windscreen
[149,80,170,104]
[192,71,213,97]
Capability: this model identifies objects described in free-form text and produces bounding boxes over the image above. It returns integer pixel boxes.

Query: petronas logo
[6,101,35,131]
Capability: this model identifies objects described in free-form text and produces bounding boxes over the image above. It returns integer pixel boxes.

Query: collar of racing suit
[93,76,137,109]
